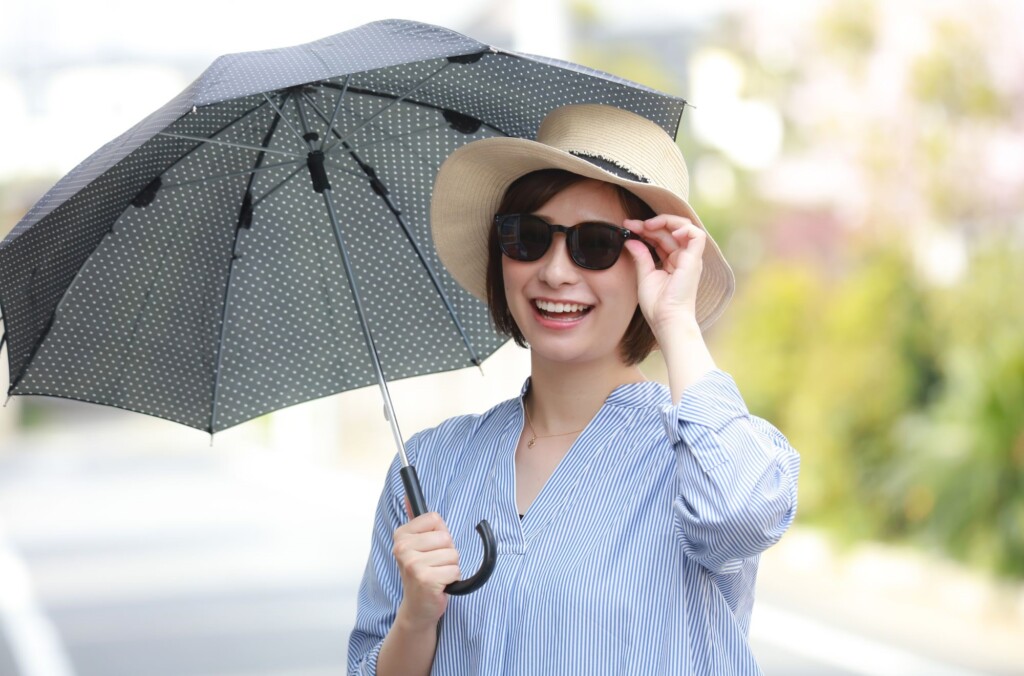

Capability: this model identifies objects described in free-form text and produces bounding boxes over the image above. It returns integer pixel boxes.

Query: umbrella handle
[444,520,496,596]
[400,466,497,596]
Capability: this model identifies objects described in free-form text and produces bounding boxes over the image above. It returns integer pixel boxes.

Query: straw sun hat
[431,104,735,331]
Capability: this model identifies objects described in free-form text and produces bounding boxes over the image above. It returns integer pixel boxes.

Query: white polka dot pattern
[0,19,687,432]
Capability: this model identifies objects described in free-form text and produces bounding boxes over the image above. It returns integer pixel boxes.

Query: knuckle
[411,567,432,586]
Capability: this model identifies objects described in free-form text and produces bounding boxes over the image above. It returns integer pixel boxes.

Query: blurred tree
[890,248,1024,577]
[709,0,1024,577]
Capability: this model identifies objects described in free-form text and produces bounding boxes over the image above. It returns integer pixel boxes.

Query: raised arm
[624,214,800,573]
[663,369,800,573]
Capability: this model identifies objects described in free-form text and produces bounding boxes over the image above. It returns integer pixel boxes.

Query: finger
[624,239,658,280]
[630,219,692,263]
[395,528,456,554]
[407,562,463,590]
[412,547,461,569]
[670,224,707,260]
[426,564,463,586]
[626,218,678,253]
[643,214,695,231]
[393,536,457,571]
[399,511,450,535]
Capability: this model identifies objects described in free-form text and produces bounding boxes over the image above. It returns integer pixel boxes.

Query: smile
[533,299,593,321]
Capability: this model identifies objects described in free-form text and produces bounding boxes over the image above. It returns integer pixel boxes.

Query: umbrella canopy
[0,19,687,434]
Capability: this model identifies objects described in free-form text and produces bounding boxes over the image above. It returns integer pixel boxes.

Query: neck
[525,351,646,434]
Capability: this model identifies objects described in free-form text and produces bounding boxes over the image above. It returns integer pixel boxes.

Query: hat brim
[431,137,735,331]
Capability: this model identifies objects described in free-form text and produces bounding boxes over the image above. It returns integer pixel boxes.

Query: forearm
[663,371,801,572]
[659,319,716,405]
[375,609,438,676]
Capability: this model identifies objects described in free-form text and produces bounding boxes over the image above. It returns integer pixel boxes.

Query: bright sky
[0,0,740,64]
[0,0,753,181]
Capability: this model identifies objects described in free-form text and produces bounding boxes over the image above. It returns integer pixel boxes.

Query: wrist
[653,315,703,350]
[395,603,441,635]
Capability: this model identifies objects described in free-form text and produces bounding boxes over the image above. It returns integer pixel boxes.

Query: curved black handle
[445,519,497,595]
[400,465,497,596]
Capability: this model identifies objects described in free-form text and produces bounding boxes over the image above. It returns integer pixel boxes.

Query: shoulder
[405,394,521,466]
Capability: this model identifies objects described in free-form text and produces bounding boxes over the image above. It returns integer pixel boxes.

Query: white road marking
[0,516,76,676]
[752,603,982,676]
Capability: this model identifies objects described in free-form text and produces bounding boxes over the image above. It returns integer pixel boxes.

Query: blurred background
[1,0,1023,674]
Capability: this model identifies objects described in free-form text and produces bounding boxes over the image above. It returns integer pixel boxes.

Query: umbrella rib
[347,124,451,152]
[156,99,274,174]
[299,93,484,367]
[317,82,511,137]
[157,132,304,159]
[302,93,450,153]
[209,107,291,432]
[319,75,350,152]
[323,61,452,155]
[301,94,417,181]
[250,165,305,208]
[261,91,310,150]
[352,148,484,367]
[161,159,304,189]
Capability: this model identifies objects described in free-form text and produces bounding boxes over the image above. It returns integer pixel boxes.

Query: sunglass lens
[499,214,550,261]
[573,223,623,269]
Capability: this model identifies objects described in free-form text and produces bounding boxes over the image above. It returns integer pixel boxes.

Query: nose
[536,233,580,288]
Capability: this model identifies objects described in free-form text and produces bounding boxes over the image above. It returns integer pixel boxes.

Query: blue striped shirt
[348,369,800,675]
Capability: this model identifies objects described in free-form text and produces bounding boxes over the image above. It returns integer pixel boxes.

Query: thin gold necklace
[523,402,585,448]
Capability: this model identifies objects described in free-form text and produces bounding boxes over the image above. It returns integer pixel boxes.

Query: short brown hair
[485,169,657,366]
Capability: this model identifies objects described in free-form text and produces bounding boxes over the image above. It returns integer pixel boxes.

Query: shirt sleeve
[347,452,407,675]
[661,369,800,575]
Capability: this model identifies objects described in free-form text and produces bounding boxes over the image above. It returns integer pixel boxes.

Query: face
[501,179,640,367]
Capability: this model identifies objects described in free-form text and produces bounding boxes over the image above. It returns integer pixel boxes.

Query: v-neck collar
[498,377,666,548]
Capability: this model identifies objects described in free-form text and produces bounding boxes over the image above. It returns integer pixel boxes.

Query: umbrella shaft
[320,188,410,468]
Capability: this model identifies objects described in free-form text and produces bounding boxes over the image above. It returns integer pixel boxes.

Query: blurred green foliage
[718,244,1024,578]
[684,0,1024,579]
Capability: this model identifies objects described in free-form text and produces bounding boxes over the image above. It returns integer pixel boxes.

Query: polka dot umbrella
[0,18,688,594]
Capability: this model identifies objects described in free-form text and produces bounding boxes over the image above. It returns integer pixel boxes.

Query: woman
[348,104,800,675]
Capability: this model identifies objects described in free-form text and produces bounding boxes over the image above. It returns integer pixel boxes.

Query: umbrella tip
[3,396,9,408]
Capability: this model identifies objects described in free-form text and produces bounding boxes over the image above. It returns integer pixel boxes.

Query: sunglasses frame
[494,213,659,271]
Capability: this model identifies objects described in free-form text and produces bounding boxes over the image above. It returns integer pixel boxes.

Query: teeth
[535,300,591,313]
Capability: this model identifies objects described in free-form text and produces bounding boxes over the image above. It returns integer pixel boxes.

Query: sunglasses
[494,213,659,271]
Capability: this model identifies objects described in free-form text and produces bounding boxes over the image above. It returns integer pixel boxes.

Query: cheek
[501,259,530,312]
[598,266,639,312]
[501,258,519,296]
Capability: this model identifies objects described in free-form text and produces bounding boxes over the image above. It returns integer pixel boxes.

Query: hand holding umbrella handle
[400,466,497,596]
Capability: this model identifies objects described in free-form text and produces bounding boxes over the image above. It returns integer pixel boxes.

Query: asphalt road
[0,434,1007,676]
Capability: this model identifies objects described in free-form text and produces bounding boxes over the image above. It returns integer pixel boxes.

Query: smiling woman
[348,104,801,676]
[487,169,657,366]
[497,179,648,369]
